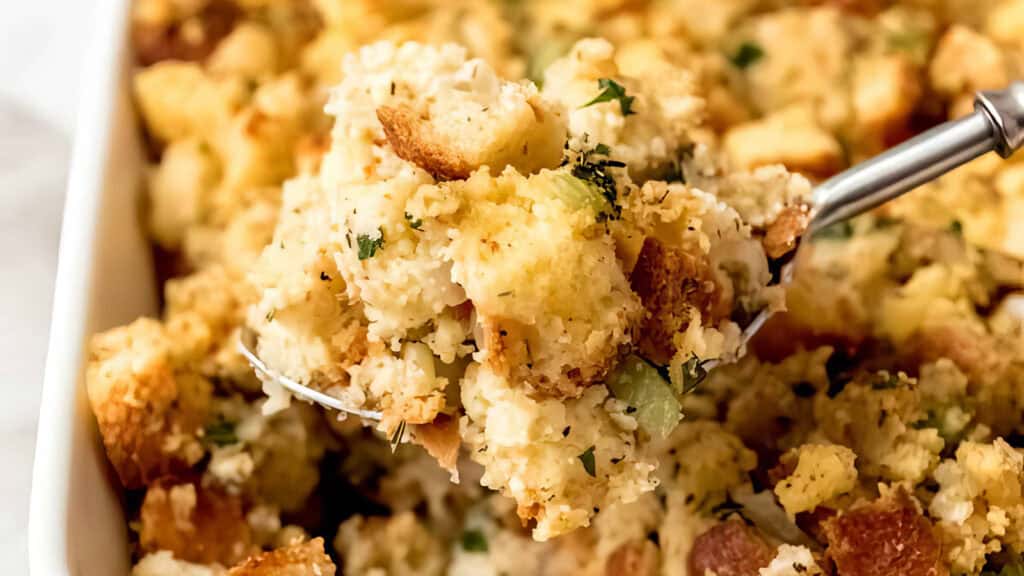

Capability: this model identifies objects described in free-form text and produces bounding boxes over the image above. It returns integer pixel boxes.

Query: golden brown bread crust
[377,105,473,180]
[762,203,811,259]
[414,414,461,478]
[630,237,730,364]
[86,319,211,488]
[132,0,240,66]
[227,538,336,576]
[823,490,946,576]
[139,481,258,566]
[689,520,774,576]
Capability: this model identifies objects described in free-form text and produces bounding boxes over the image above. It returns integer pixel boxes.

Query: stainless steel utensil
[239,82,1024,416]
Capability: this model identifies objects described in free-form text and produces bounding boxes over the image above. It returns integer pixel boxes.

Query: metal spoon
[239,82,1024,416]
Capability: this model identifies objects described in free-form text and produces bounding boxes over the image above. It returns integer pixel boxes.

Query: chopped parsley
[730,42,764,69]
[949,219,963,235]
[357,228,385,260]
[203,420,238,446]
[564,143,625,221]
[404,212,423,231]
[389,420,407,453]
[582,78,636,116]
[265,310,275,322]
[578,445,597,477]
[681,355,711,394]
[461,529,489,552]
[320,271,331,281]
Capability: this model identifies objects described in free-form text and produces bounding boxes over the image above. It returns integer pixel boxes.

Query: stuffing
[86,319,211,488]
[460,362,656,540]
[138,481,257,566]
[99,2,1024,575]
[759,545,824,576]
[132,551,225,576]
[929,25,1010,101]
[929,439,1024,574]
[722,106,843,177]
[688,520,774,576]
[823,488,944,576]
[134,61,247,143]
[334,512,447,576]
[814,372,944,484]
[541,38,705,181]
[773,444,858,517]
[148,138,222,251]
[225,538,335,576]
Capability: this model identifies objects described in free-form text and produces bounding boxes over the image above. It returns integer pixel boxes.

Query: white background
[1,0,99,573]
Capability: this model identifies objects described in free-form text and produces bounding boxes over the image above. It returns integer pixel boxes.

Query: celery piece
[608,356,683,438]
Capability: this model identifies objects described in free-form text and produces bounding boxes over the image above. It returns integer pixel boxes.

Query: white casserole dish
[28,0,158,572]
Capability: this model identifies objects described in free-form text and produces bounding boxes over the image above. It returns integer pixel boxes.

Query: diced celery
[537,171,611,216]
[607,356,683,439]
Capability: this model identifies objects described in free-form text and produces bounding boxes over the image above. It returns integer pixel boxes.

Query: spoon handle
[811,82,1024,231]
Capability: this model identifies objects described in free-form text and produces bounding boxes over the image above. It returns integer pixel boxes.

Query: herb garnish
[357,228,385,260]
[578,445,597,477]
[461,529,489,552]
[404,212,423,230]
[582,78,636,116]
[390,420,407,453]
[204,420,238,446]
[730,42,764,69]
[564,143,625,221]
[949,219,963,235]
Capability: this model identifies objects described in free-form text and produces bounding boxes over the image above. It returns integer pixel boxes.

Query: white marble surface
[1,0,99,573]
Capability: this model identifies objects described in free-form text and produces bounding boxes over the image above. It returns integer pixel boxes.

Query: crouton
[630,237,730,364]
[226,538,335,576]
[761,203,810,259]
[86,319,211,488]
[689,520,774,576]
[723,106,843,178]
[823,490,945,576]
[138,481,258,566]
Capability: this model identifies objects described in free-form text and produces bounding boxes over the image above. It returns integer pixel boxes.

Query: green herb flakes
[461,529,489,553]
[563,143,626,221]
[404,212,423,230]
[582,78,636,116]
[578,446,597,477]
[949,219,963,235]
[730,42,764,69]
[357,228,385,260]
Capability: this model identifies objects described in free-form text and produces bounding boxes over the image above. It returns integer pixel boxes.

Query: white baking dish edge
[28,0,157,572]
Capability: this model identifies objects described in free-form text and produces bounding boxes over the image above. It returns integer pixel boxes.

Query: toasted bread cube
[723,106,843,177]
[227,538,335,576]
[86,319,211,488]
[134,61,246,143]
[139,481,257,566]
